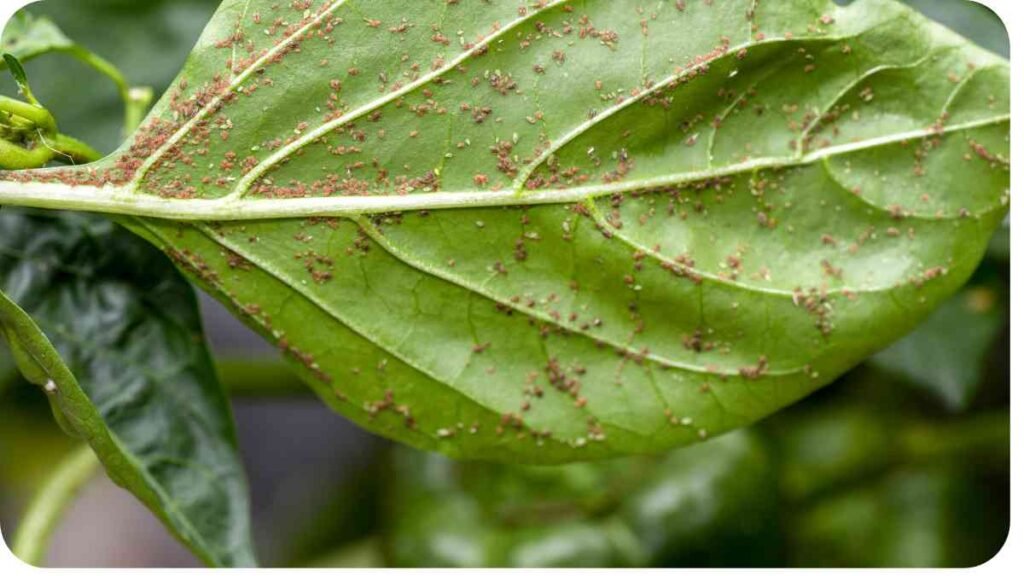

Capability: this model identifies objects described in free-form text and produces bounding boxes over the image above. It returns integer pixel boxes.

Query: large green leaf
[0,210,256,566]
[0,0,1010,462]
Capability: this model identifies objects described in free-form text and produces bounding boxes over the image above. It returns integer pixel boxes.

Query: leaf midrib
[1,112,1006,222]
[129,1,906,200]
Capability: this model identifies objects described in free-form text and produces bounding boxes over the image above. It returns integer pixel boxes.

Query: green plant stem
[124,87,153,136]
[216,358,310,397]
[1,93,102,169]
[0,139,50,169]
[305,538,386,568]
[901,409,1009,466]
[0,132,101,169]
[63,47,143,137]
[11,444,100,566]
[0,95,57,133]
[46,133,103,163]
[0,96,54,132]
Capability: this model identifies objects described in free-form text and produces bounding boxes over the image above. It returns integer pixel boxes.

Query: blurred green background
[0,0,1010,567]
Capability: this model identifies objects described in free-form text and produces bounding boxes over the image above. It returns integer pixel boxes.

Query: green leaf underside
[0,212,256,567]
[3,0,1010,462]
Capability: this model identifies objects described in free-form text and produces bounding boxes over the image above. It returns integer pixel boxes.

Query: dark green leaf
[1,53,35,105]
[0,210,256,567]
[0,0,1010,462]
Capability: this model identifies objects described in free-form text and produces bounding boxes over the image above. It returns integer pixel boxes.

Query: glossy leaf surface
[0,211,256,566]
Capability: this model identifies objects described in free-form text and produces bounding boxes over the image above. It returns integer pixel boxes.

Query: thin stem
[65,47,140,137]
[45,133,103,164]
[0,95,57,134]
[216,358,310,397]
[305,538,386,568]
[0,139,52,169]
[0,96,101,169]
[11,444,100,566]
[0,133,102,170]
[124,87,153,136]
[900,409,1009,466]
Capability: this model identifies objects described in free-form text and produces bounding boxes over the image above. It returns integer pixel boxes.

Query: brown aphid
[739,356,768,380]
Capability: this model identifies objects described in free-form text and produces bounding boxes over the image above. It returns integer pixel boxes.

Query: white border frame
[0,0,1017,572]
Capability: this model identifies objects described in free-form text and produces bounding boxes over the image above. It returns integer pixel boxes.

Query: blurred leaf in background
[380,361,1008,568]
[0,0,219,153]
[0,11,77,61]
[0,345,12,393]
[791,468,1008,567]
[871,278,1006,411]
[385,431,780,568]
[772,364,1008,567]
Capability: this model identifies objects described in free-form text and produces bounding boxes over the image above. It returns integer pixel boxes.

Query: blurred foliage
[384,430,778,567]
[0,387,78,501]
[831,0,1007,58]
[368,362,1008,568]
[0,12,153,138]
[0,0,219,153]
[0,0,1011,568]
[791,467,1006,567]
[871,274,1006,411]
[0,347,12,392]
